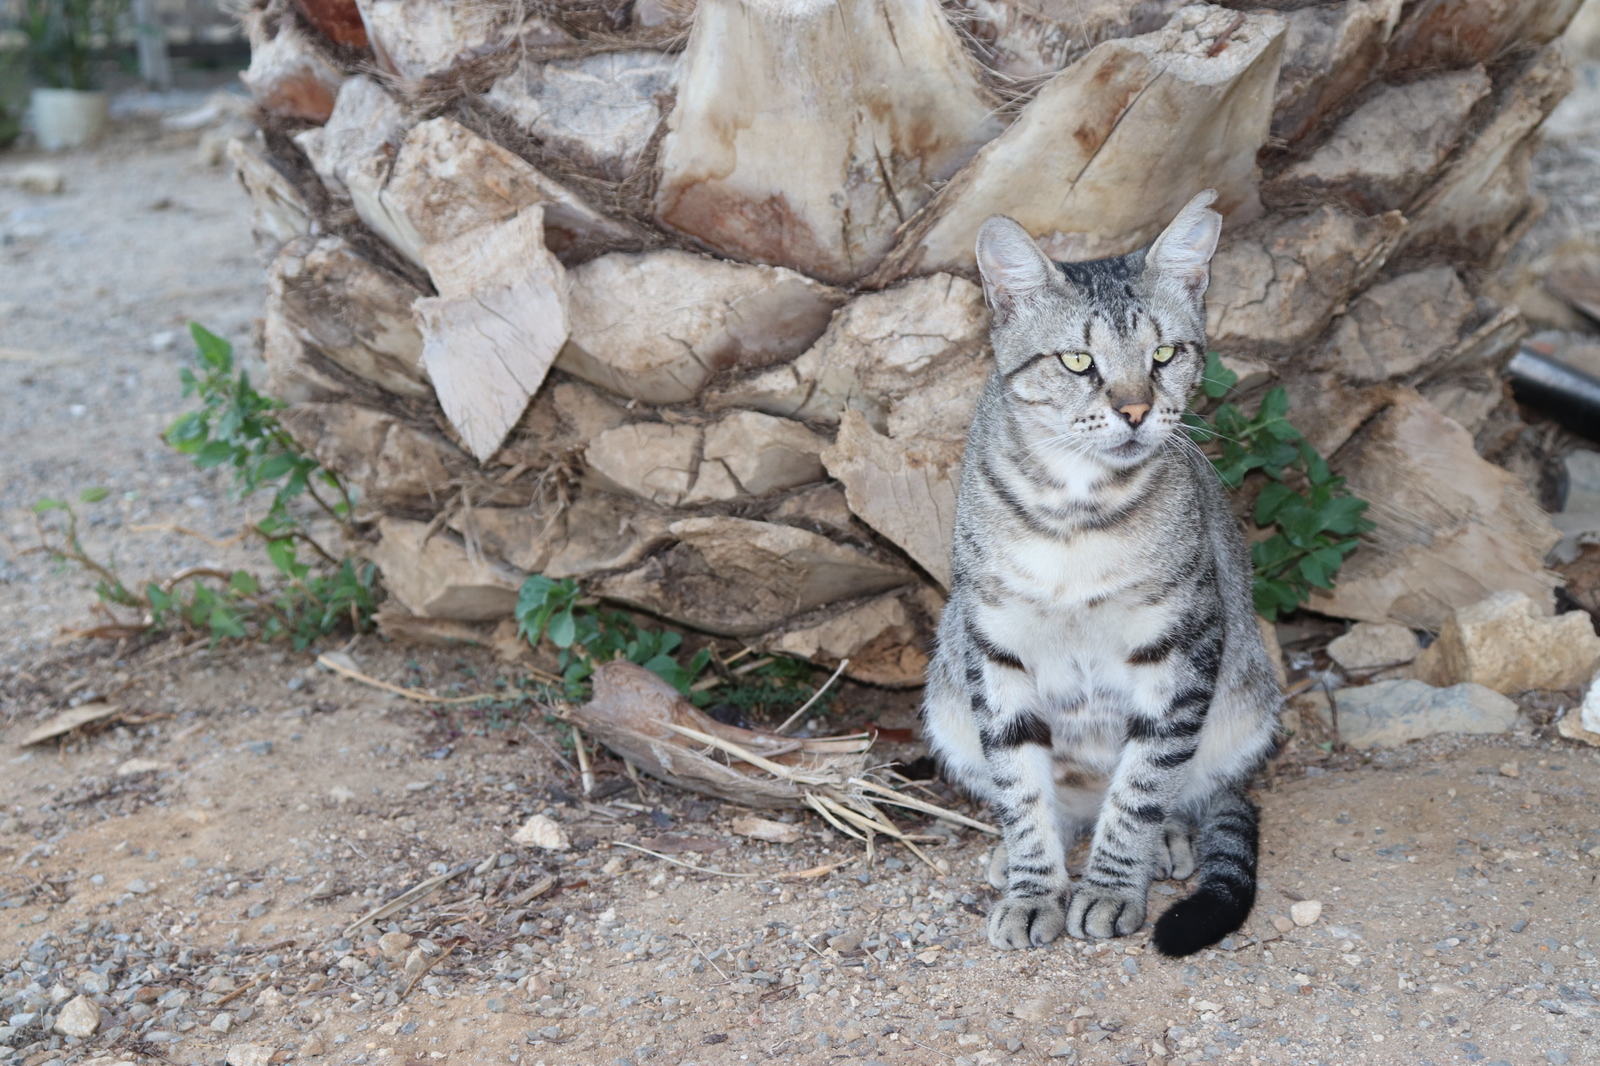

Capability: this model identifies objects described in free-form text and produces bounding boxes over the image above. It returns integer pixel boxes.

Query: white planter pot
[31,88,109,150]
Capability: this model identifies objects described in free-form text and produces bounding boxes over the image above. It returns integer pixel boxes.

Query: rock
[870,6,1285,282]
[369,517,524,621]
[293,75,408,207]
[1271,914,1295,934]
[1271,0,1401,145]
[708,273,989,430]
[266,235,430,400]
[762,587,939,688]
[1559,704,1600,746]
[377,931,413,958]
[1047,1039,1079,1059]
[558,250,843,404]
[226,1044,275,1066]
[373,117,636,267]
[595,517,913,636]
[1385,0,1582,71]
[1013,995,1056,1023]
[1326,622,1420,672]
[512,814,570,851]
[329,785,355,803]
[823,410,964,589]
[702,412,828,497]
[227,138,313,263]
[1585,675,1600,735]
[1310,389,1561,630]
[655,0,1002,283]
[1562,450,1600,514]
[415,206,570,462]
[1316,268,1476,384]
[1498,760,1521,778]
[115,759,162,776]
[52,995,101,1038]
[126,879,153,894]
[1289,900,1323,927]
[486,51,676,180]
[277,404,469,509]
[1411,591,1600,694]
[211,1011,233,1033]
[403,948,428,976]
[1273,68,1491,213]
[240,0,343,122]
[8,163,65,194]
[1205,206,1404,358]
[1327,680,1518,748]
[1402,45,1573,262]
[354,0,520,80]
[731,816,803,844]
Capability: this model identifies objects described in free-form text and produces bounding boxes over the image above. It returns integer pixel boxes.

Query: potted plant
[20,0,126,149]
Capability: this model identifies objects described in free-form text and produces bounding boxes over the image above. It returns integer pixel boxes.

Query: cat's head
[974,190,1222,470]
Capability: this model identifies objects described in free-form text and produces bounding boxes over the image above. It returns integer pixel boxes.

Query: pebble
[10,163,66,195]
[126,879,153,895]
[1047,1039,1079,1059]
[1271,915,1295,934]
[1499,761,1521,778]
[300,1033,326,1057]
[1290,900,1323,927]
[226,1043,274,1066]
[511,814,570,851]
[52,995,101,1038]
[115,758,162,777]
[378,932,413,958]
[212,1013,233,1034]
[329,786,356,803]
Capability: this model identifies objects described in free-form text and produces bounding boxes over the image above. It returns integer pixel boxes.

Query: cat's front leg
[977,668,1072,949]
[1067,696,1207,940]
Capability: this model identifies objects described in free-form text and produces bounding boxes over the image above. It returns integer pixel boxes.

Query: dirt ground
[3,79,1600,1066]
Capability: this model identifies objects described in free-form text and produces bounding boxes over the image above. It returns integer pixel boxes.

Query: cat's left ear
[1145,189,1222,295]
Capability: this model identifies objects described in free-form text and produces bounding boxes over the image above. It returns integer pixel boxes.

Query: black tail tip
[1150,886,1254,957]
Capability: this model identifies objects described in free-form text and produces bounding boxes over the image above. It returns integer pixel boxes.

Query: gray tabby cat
[922,190,1280,957]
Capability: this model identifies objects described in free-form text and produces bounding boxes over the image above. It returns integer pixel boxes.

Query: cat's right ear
[975,216,1057,322]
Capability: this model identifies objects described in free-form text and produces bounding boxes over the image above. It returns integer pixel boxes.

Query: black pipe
[1506,348,1600,443]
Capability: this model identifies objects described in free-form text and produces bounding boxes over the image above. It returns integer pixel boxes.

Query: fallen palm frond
[566,661,996,873]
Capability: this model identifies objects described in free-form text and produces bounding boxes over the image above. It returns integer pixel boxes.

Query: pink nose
[1119,403,1151,425]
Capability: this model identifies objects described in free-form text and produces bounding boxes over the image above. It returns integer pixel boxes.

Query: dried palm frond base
[566,661,996,871]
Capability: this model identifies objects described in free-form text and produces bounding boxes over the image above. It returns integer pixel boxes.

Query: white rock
[730,815,803,844]
[512,814,570,851]
[655,0,1002,283]
[415,206,569,462]
[559,249,842,404]
[1325,622,1421,672]
[329,786,355,803]
[1583,676,1600,735]
[1328,680,1518,748]
[1290,900,1323,926]
[52,995,102,1038]
[487,51,676,179]
[226,1044,275,1066]
[872,5,1286,282]
[8,163,65,194]
[115,759,162,777]
[369,517,524,621]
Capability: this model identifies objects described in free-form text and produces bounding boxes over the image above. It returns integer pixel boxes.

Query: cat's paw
[1155,823,1196,881]
[987,893,1069,950]
[1066,882,1147,940]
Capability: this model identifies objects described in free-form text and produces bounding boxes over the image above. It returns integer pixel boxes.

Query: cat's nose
[1118,403,1151,425]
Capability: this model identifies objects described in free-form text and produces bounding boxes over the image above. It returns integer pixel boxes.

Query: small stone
[486,998,507,1013]
[403,949,428,976]
[731,815,804,845]
[245,740,274,757]
[511,814,570,850]
[1326,622,1421,671]
[378,931,413,958]
[126,879,153,895]
[329,786,356,803]
[826,934,861,953]
[1048,1039,1079,1059]
[1271,915,1295,934]
[1290,900,1323,927]
[211,1013,233,1034]
[226,1043,274,1066]
[1327,680,1517,748]
[115,758,162,777]
[1412,591,1600,694]
[10,163,66,194]
[1014,996,1055,1023]
[300,1032,326,1057]
[52,995,101,1038]
[1498,761,1521,778]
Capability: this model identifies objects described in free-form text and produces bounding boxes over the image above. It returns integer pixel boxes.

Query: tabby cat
[922,190,1280,957]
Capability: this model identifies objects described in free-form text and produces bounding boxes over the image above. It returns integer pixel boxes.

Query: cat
[921,190,1281,957]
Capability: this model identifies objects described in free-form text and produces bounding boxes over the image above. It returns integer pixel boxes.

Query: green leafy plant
[18,0,126,91]
[1187,352,1374,620]
[26,324,377,648]
[515,575,712,701]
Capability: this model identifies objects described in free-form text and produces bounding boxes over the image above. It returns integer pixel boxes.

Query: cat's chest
[989,525,1162,605]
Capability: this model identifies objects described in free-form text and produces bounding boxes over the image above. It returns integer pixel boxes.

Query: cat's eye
[1153,345,1176,363]
[1060,352,1093,374]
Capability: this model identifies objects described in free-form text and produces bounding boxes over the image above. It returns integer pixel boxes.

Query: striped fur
[922,192,1280,956]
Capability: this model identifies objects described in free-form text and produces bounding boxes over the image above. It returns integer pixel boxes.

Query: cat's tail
[1151,786,1258,957]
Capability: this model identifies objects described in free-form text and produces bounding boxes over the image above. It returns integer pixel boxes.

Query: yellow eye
[1060,352,1093,373]
[1154,345,1176,363]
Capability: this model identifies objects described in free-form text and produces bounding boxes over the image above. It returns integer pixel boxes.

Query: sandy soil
[1,91,1600,1066]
